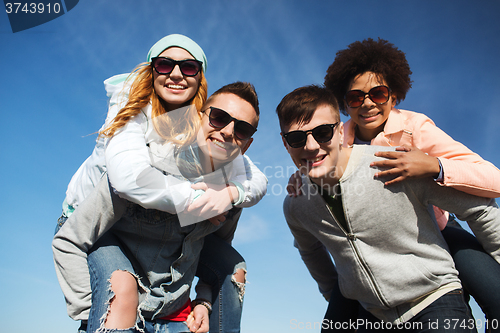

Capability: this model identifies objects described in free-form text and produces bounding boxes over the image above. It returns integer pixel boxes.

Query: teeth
[307,156,323,163]
[167,84,185,89]
[211,139,226,149]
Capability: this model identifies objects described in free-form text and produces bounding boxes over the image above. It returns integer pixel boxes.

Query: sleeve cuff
[194,280,212,302]
[230,181,245,206]
[434,159,444,182]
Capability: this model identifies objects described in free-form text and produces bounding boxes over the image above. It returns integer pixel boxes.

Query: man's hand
[185,182,237,222]
[186,304,209,333]
[371,145,441,185]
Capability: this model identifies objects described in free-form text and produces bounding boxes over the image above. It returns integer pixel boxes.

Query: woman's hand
[185,182,237,222]
[186,304,209,333]
[286,170,303,197]
[371,145,441,185]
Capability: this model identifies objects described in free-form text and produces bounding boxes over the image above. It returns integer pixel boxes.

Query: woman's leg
[196,233,246,333]
[86,230,139,333]
[55,213,67,235]
[442,218,500,332]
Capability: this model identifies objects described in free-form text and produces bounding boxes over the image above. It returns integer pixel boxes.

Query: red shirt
[159,299,192,322]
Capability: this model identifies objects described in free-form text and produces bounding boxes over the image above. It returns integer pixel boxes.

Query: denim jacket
[53,174,226,320]
[115,202,225,319]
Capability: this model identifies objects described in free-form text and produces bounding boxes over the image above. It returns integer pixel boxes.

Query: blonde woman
[54,35,266,333]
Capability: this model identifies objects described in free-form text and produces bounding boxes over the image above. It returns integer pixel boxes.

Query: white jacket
[64,74,267,216]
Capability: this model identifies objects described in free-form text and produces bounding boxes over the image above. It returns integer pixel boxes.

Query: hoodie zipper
[325,186,390,309]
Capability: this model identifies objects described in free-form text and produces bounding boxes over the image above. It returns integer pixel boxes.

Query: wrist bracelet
[192,299,212,315]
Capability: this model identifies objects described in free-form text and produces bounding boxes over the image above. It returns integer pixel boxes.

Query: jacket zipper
[325,187,390,309]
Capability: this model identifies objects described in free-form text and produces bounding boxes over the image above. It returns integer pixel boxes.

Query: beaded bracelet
[192,299,212,315]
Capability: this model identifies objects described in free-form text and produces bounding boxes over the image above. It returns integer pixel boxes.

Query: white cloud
[232,212,270,245]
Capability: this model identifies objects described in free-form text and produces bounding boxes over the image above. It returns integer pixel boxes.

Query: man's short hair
[276,85,339,132]
[208,81,260,120]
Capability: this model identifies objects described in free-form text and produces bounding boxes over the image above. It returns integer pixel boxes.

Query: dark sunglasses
[151,57,203,77]
[203,106,257,140]
[283,123,339,148]
[345,85,392,108]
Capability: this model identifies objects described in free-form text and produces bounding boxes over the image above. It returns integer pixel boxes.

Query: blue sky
[1,1,499,332]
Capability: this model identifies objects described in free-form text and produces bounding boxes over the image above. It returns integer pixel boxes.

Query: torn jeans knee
[231,263,247,303]
[90,269,146,333]
[87,230,140,332]
[196,233,247,332]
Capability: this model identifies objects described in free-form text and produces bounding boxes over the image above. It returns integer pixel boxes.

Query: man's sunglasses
[151,57,203,77]
[203,106,257,140]
[283,123,339,148]
[345,85,392,108]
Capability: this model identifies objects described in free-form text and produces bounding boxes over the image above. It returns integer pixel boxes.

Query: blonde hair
[100,62,208,146]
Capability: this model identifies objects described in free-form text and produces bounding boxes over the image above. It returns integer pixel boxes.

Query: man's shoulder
[283,180,325,217]
[283,195,324,229]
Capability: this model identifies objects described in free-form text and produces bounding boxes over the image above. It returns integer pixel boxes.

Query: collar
[383,108,405,135]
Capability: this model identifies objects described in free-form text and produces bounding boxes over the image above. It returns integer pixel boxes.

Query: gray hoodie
[284,145,500,323]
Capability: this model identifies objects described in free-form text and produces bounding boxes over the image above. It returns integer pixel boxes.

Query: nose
[220,120,235,140]
[169,64,183,79]
[304,132,320,150]
[361,93,376,108]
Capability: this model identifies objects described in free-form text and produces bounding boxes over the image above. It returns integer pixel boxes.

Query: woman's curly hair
[324,38,412,115]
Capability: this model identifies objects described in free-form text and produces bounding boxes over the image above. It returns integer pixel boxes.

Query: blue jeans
[142,320,190,333]
[91,311,192,333]
[55,214,67,234]
[81,228,244,332]
[86,231,137,333]
[56,213,245,333]
[441,220,500,332]
[196,233,246,333]
[353,290,475,333]
[56,214,138,332]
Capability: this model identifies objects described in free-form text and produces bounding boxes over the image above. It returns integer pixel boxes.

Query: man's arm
[235,154,268,207]
[52,174,128,320]
[194,207,243,302]
[417,178,500,263]
[284,197,338,300]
